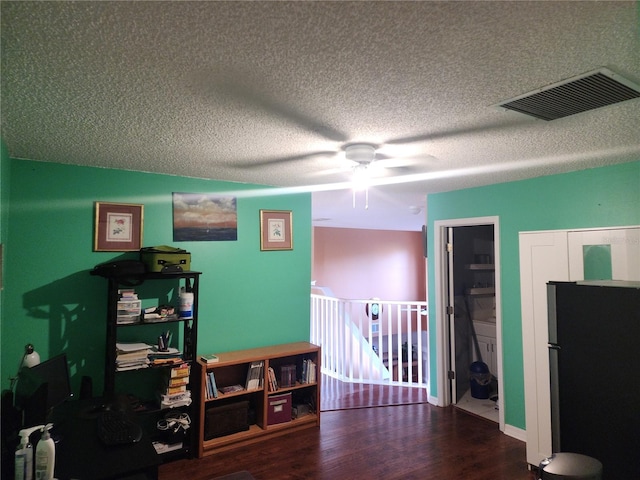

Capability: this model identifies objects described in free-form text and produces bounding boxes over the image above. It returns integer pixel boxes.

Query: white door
[568,228,640,281]
[519,226,640,467]
[446,227,458,403]
[434,216,503,430]
[519,230,569,466]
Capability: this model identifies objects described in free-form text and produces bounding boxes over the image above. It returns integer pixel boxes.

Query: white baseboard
[427,394,439,406]
[503,423,526,442]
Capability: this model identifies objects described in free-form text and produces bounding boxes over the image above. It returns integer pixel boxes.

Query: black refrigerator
[547,281,640,480]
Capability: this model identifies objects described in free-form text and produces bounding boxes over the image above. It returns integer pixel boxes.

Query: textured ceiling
[2,1,639,231]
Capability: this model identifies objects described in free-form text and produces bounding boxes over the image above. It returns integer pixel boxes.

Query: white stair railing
[311,293,428,388]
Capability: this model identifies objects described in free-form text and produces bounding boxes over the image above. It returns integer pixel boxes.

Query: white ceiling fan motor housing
[345,144,376,166]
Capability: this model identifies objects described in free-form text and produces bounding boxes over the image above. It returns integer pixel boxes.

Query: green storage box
[140,246,191,273]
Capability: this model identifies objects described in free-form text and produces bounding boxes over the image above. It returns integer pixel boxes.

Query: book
[167,384,188,395]
[267,366,278,392]
[205,372,213,399]
[118,289,138,299]
[152,441,183,454]
[165,384,187,395]
[302,358,317,383]
[159,390,192,409]
[116,342,153,353]
[149,356,184,366]
[245,360,263,390]
[170,364,190,378]
[208,371,218,398]
[160,397,191,409]
[168,376,189,387]
[200,354,219,364]
[219,384,244,394]
[279,364,297,388]
[161,390,191,403]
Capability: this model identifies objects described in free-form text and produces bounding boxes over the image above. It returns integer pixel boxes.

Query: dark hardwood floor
[320,375,430,411]
[160,402,537,480]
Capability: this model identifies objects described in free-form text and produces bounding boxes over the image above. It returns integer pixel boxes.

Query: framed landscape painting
[173,193,238,241]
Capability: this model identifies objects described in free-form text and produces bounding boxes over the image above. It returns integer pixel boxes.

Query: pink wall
[312,227,426,301]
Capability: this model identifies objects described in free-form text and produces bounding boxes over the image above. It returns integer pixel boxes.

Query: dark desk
[51,399,160,480]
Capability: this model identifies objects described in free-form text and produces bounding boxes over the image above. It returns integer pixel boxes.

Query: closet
[519,226,640,467]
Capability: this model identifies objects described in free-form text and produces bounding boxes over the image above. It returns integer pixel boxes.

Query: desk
[51,399,160,480]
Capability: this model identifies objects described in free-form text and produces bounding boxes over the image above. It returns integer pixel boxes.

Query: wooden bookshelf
[195,341,321,457]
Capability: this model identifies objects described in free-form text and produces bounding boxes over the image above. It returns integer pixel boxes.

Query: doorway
[433,216,504,430]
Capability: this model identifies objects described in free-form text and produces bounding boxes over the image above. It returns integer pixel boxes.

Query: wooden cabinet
[195,342,321,457]
[472,321,497,375]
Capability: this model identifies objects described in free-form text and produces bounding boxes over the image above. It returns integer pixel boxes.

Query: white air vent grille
[498,68,640,121]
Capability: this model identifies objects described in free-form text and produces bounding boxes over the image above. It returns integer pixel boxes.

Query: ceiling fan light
[351,164,370,190]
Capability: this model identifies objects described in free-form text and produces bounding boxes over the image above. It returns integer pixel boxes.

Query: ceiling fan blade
[308,166,353,178]
[235,151,338,168]
[193,70,350,143]
[375,154,439,169]
[385,117,532,145]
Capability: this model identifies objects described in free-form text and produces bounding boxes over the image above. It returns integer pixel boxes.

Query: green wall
[1,141,9,350]
[1,158,312,396]
[426,160,640,431]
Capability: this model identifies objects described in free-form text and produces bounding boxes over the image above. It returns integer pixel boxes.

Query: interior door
[568,227,640,281]
[520,226,640,467]
[446,227,459,402]
[519,230,569,466]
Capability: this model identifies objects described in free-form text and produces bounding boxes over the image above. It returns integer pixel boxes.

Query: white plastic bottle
[179,287,193,319]
[15,425,43,480]
[34,424,55,480]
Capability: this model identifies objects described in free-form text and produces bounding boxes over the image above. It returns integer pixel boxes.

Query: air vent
[497,68,640,121]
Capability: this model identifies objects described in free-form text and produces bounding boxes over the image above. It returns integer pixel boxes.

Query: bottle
[34,424,55,480]
[179,287,193,319]
[15,425,44,480]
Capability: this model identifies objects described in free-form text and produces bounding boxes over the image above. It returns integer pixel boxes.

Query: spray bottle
[15,425,44,480]
[34,423,55,480]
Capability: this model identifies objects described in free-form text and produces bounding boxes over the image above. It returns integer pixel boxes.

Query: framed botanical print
[94,202,143,251]
[260,210,293,251]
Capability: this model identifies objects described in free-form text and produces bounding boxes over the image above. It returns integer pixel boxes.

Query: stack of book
[159,363,192,409]
[301,358,317,384]
[148,346,183,367]
[279,364,297,387]
[245,361,264,391]
[117,289,142,324]
[115,342,151,371]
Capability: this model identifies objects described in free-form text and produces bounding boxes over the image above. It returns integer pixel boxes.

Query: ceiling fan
[342,143,400,209]
[235,140,428,177]
[195,70,438,179]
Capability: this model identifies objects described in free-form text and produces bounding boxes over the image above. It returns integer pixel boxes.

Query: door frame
[433,216,505,431]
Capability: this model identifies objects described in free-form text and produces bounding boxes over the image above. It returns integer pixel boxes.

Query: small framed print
[260,210,293,251]
[94,202,143,251]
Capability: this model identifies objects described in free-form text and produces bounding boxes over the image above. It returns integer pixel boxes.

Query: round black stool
[539,453,602,479]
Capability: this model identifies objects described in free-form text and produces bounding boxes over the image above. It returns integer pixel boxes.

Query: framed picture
[94,202,144,251]
[260,210,293,251]
[172,192,238,242]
